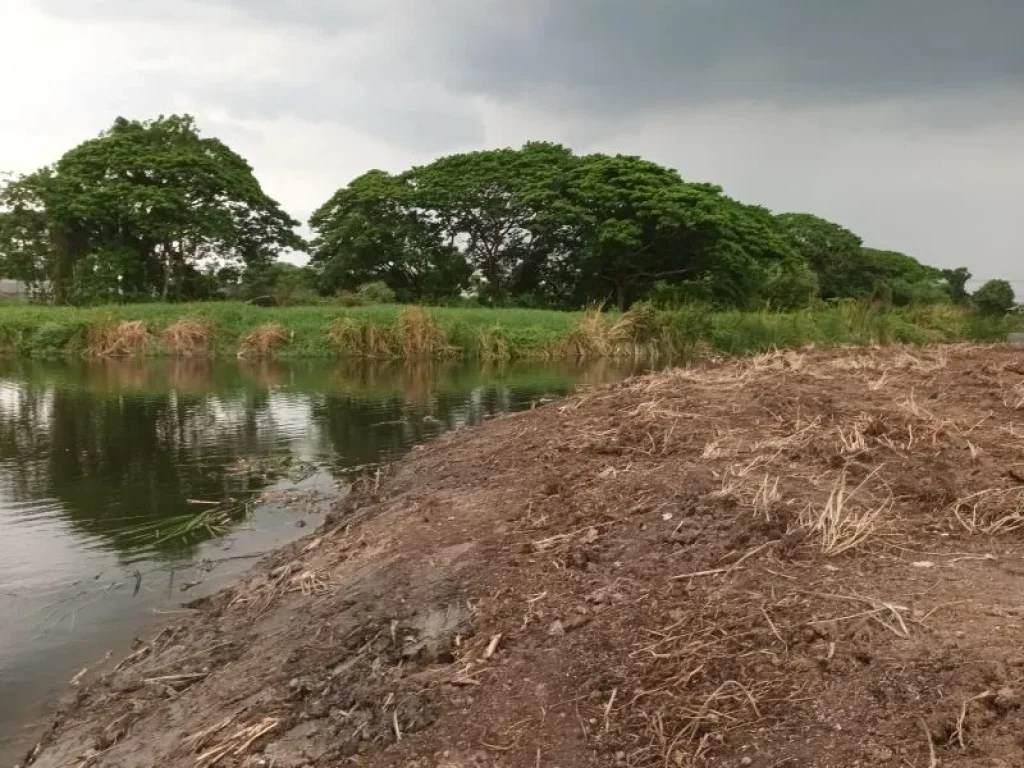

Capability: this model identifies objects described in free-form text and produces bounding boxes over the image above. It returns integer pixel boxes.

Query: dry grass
[951,488,1024,534]
[476,328,512,361]
[799,469,892,555]
[562,307,614,359]
[237,324,290,359]
[85,320,154,358]
[161,318,211,357]
[190,717,279,767]
[327,317,400,358]
[399,307,456,358]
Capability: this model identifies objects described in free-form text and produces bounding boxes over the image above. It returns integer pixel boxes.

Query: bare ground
[23,345,1024,768]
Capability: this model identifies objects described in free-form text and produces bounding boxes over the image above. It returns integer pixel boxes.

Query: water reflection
[0,356,648,761]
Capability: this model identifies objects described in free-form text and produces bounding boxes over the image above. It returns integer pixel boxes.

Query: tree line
[0,114,1011,313]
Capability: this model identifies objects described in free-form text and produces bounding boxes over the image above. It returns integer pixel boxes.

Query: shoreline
[0,301,1016,361]
[22,344,1024,767]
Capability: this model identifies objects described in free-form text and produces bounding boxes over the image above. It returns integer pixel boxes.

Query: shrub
[972,279,1015,317]
[356,281,397,304]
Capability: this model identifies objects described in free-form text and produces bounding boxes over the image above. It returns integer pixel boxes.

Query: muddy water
[0,357,651,763]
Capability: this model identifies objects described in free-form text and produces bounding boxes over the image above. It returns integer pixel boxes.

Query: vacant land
[0,301,1015,360]
[24,345,1024,767]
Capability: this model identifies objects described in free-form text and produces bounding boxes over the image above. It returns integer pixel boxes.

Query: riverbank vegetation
[0,301,1017,360]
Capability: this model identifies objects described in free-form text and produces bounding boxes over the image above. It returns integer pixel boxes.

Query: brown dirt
[23,345,1024,768]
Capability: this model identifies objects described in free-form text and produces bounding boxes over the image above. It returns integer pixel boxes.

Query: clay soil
[23,345,1024,768]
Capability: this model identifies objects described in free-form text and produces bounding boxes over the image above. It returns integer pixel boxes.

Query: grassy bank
[0,301,1017,360]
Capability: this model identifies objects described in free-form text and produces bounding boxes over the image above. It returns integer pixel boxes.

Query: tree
[0,171,56,297]
[308,170,470,302]
[942,267,972,304]
[775,213,872,299]
[862,248,946,306]
[972,279,1015,316]
[310,143,955,313]
[404,142,578,303]
[1,115,303,304]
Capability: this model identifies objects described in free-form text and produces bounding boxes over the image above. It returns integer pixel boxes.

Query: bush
[356,281,397,304]
[972,279,1015,316]
[760,262,818,310]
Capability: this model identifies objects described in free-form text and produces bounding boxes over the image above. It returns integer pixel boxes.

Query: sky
[1,0,1022,286]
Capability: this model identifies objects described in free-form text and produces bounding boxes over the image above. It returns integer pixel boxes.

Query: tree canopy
[3,122,991,311]
[972,279,1016,316]
[312,145,820,310]
[310,144,972,310]
[0,115,302,303]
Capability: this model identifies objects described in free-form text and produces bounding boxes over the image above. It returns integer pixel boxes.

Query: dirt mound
[24,346,1024,768]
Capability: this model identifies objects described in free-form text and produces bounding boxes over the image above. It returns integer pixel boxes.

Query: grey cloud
[39,0,1024,116]
[205,78,486,152]
[433,0,1024,116]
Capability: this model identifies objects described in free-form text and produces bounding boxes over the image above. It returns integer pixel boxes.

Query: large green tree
[0,171,55,296]
[775,213,874,300]
[556,155,803,309]
[861,247,947,305]
[403,141,578,302]
[0,115,302,304]
[310,145,812,310]
[308,170,470,302]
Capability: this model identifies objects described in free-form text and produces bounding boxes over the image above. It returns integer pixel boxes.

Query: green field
[0,301,1016,361]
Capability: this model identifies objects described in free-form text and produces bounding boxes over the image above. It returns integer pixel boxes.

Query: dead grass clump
[951,488,1024,534]
[476,328,511,361]
[400,307,456,358]
[611,303,711,361]
[799,468,892,555]
[237,324,290,359]
[86,320,154,358]
[161,318,211,357]
[327,317,399,358]
[562,307,614,359]
[610,304,673,359]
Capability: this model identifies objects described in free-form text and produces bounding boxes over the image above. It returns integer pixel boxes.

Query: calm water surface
[0,357,649,763]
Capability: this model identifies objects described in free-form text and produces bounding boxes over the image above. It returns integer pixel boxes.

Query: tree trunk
[161,244,172,301]
[615,278,629,311]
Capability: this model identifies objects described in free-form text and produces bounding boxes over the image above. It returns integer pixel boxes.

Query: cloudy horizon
[2,0,1022,287]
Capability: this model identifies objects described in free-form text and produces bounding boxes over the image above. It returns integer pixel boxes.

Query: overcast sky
[2,0,1022,286]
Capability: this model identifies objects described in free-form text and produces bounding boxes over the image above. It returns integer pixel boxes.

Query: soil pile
[24,346,1024,767]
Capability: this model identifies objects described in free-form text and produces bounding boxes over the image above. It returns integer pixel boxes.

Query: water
[0,356,647,762]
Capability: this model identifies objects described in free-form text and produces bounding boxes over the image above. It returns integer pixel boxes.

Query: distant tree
[308,170,471,302]
[311,146,806,311]
[941,267,972,304]
[775,213,871,299]
[310,144,961,313]
[972,279,1016,316]
[862,248,946,306]
[0,171,54,297]
[0,115,302,304]
[406,142,578,303]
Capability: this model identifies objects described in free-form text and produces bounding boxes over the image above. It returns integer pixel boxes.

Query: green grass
[0,301,1018,361]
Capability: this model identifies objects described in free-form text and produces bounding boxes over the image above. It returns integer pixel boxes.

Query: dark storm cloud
[439,0,1024,111]
[41,0,1024,109]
